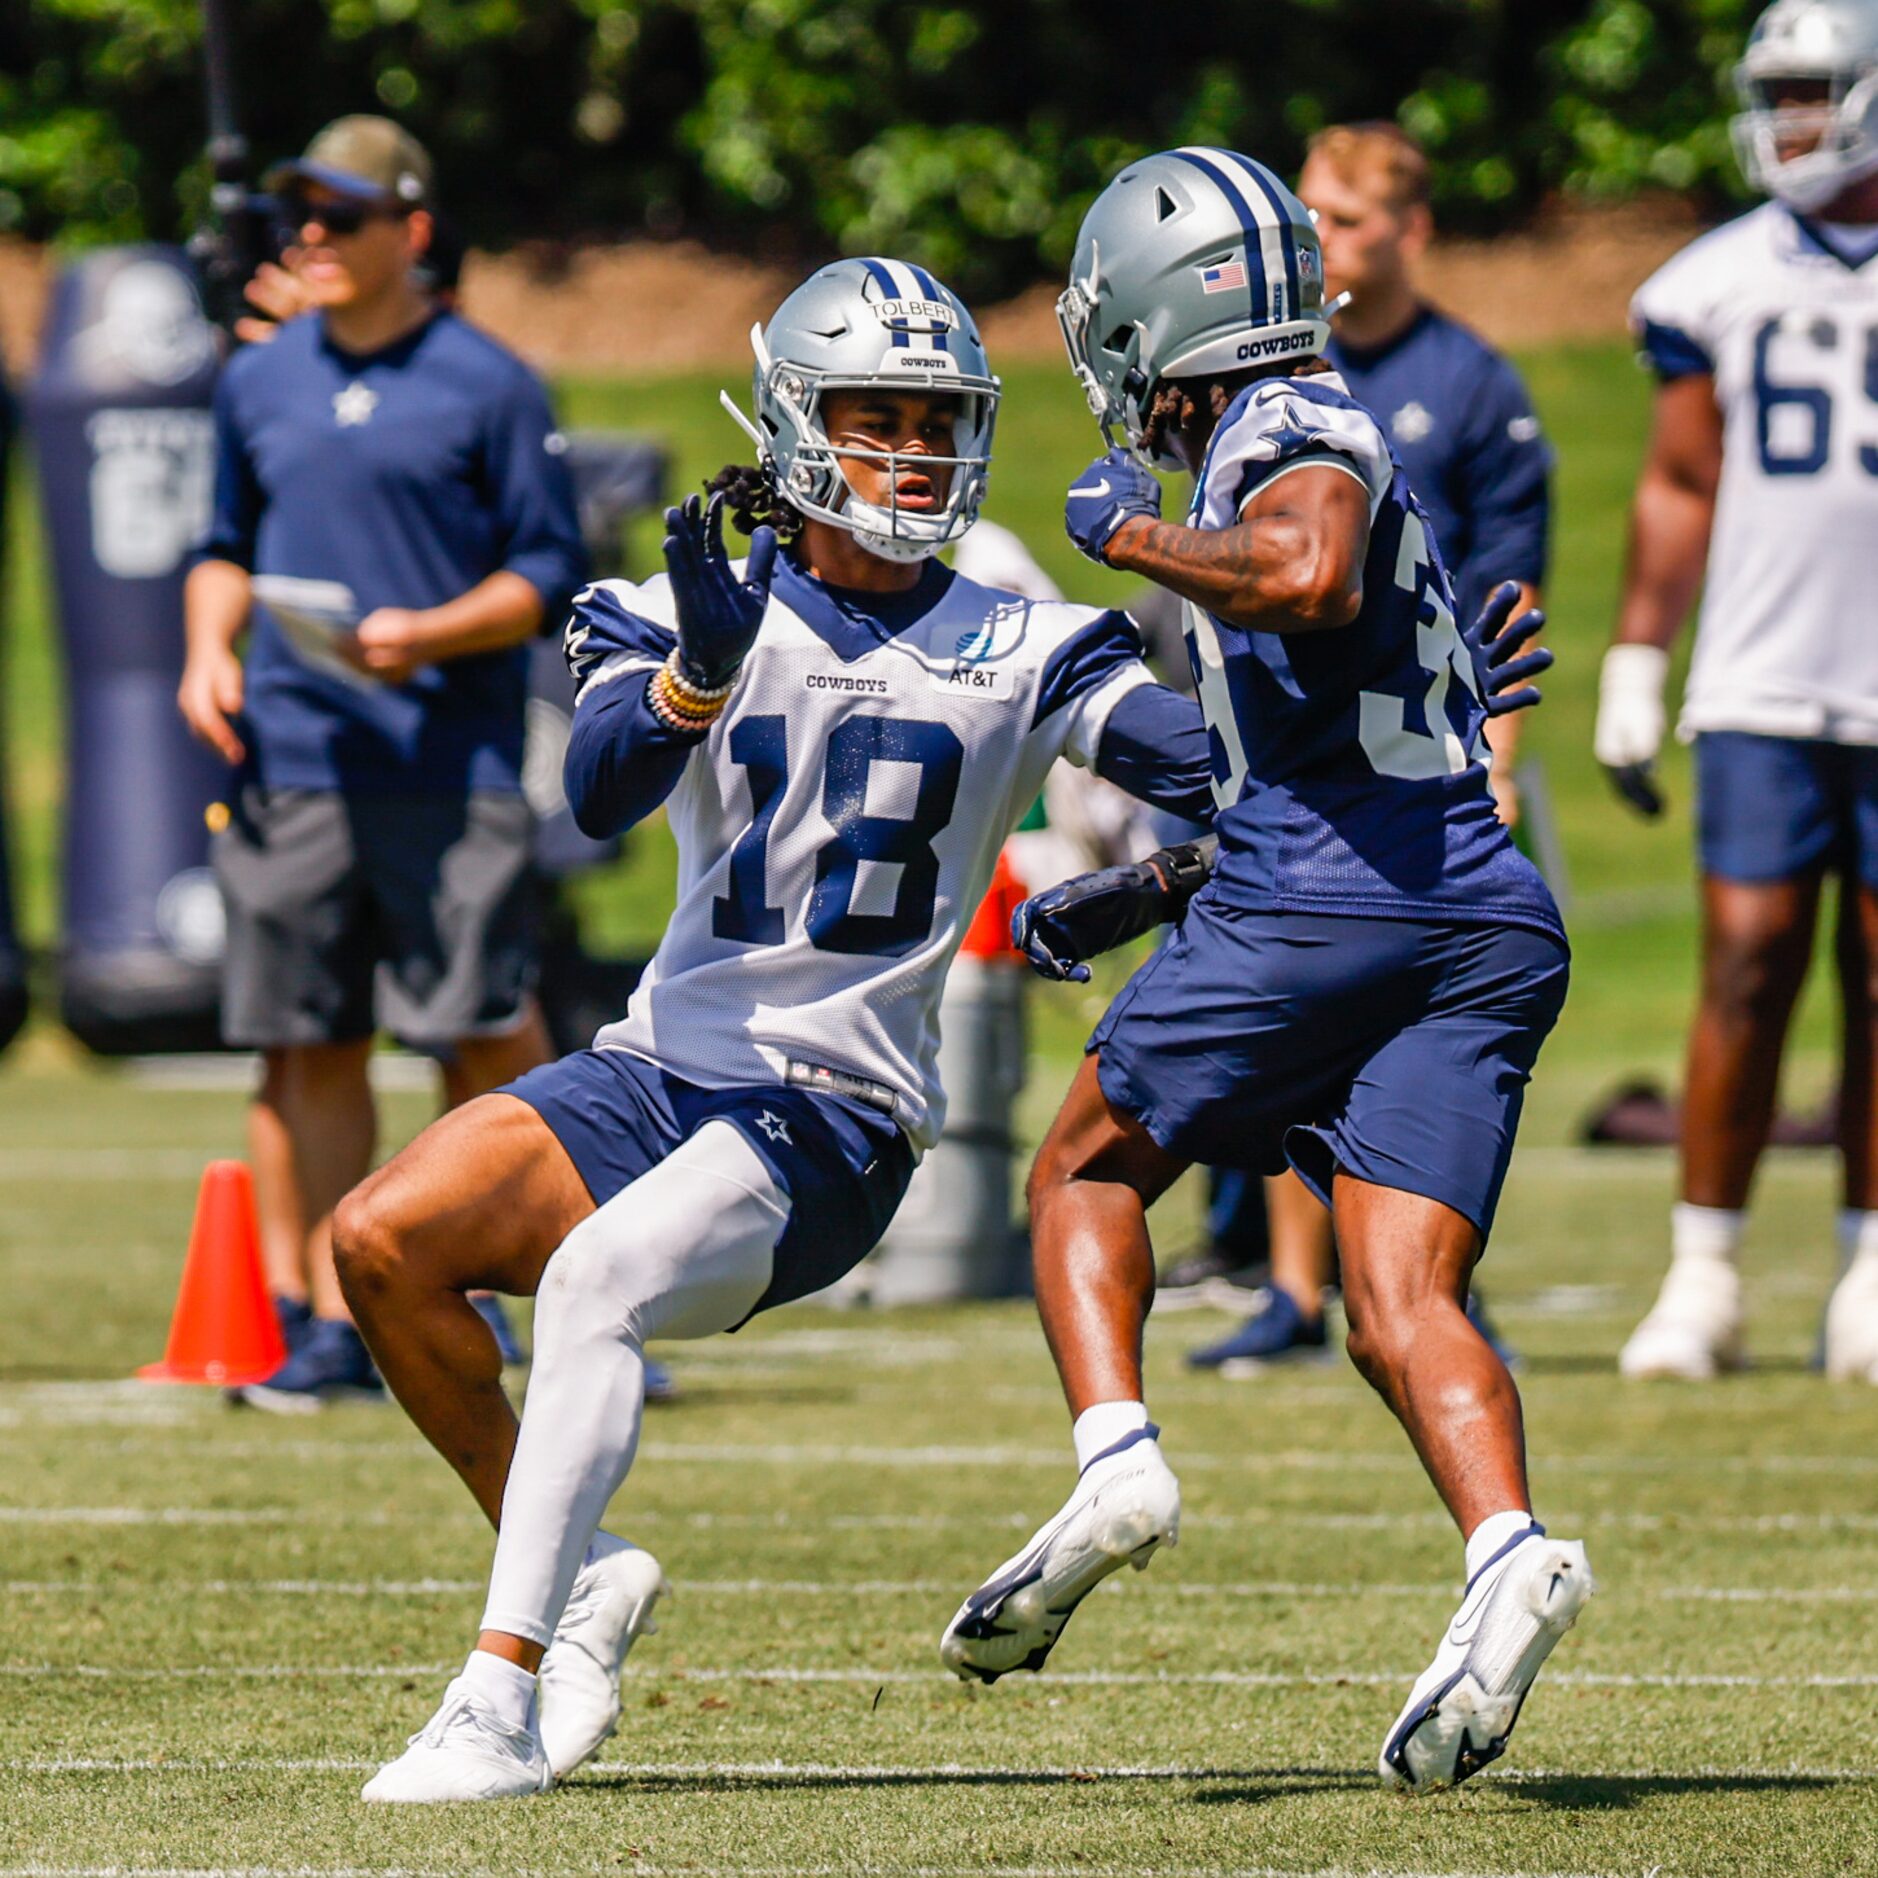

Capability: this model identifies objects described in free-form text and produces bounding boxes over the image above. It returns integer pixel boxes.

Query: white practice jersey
[569,557,1153,1150]
[1632,205,1878,742]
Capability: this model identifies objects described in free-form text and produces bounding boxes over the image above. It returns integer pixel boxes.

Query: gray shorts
[214,786,537,1050]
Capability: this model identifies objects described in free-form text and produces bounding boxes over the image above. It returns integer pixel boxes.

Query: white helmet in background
[1733,0,1878,211]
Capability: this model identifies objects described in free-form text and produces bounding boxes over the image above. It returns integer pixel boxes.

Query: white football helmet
[1733,0,1878,212]
[720,257,999,564]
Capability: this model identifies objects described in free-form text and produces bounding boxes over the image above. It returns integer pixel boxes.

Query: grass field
[2,1079,1877,1876]
[2,339,1877,1874]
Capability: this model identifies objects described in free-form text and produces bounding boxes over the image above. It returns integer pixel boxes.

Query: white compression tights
[479,1120,788,1647]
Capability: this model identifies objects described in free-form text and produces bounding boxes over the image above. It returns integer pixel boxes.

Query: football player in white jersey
[1599,0,1878,1383]
[328,255,1226,1802]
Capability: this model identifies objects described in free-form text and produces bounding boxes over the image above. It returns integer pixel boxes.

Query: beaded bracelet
[646,664,726,737]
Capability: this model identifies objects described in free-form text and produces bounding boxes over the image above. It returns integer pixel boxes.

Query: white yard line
[10,1502,1878,1536]
[0,1149,216,1180]
[6,1661,1878,1689]
[0,1864,1651,1878]
[10,1575,1878,1604]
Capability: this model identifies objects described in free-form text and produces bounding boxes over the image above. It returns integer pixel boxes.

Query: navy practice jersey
[1182,371,1562,939]
[1328,307,1551,630]
[200,310,587,795]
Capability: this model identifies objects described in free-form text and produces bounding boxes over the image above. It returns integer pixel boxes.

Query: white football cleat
[1619,1258,1745,1379]
[538,1533,668,1778]
[1823,1256,1878,1383]
[939,1428,1179,1683]
[1379,1524,1595,1792]
[361,1676,551,1803]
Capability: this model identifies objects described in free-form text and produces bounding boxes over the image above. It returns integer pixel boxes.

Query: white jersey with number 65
[1632,203,1878,743]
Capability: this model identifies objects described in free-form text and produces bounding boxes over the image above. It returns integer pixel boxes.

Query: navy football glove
[1011,838,1217,983]
[1464,580,1552,717]
[663,491,779,690]
[1064,448,1162,566]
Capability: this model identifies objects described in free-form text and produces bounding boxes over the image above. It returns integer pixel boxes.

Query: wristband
[1145,836,1218,916]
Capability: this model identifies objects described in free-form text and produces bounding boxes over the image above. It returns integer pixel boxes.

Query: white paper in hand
[251,576,371,688]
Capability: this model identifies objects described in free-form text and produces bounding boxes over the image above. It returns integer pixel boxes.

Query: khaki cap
[265,115,433,207]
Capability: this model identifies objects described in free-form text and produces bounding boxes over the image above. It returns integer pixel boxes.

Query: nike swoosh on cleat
[1067,482,1113,500]
[1445,1580,1494,1649]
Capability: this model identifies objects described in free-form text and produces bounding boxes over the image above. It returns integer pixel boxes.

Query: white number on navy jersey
[1182,599,1250,811]
[1357,511,1484,782]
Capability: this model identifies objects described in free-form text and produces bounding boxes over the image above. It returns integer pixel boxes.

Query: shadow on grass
[573,1764,1869,1809]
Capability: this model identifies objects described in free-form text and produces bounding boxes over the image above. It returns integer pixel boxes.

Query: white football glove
[1594,643,1670,817]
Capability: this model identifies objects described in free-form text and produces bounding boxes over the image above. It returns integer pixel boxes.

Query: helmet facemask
[1734,56,1878,210]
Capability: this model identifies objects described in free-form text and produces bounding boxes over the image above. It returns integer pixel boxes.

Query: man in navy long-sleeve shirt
[180,116,587,1406]
[1184,121,1554,1364]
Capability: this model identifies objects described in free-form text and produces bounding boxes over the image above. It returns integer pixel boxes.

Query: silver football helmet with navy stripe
[1058,148,1332,465]
[721,256,1000,564]
[1734,0,1878,211]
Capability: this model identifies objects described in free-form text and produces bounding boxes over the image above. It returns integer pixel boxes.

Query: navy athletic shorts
[1696,731,1878,886]
[1090,896,1570,1241]
[502,1047,915,1317]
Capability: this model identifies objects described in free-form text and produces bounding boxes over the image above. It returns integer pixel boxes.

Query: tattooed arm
[1104,464,1369,636]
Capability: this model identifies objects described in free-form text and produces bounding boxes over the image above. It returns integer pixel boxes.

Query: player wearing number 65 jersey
[1601,0,1878,1386]
[941,148,1592,1793]
[327,255,1225,1804]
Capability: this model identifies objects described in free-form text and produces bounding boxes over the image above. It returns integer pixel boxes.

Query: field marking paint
[8,1662,1878,1690]
[0,1149,214,1180]
[6,1754,1874,1789]
[11,1501,1878,1546]
[13,1575,1878,1605]
[0,1857,1702,1878]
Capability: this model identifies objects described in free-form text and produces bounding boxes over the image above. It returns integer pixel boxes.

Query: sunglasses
[281,192,408,237]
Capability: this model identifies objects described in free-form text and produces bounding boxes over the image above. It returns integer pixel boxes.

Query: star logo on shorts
[754,1110,792,1146]
[333,381,379,427]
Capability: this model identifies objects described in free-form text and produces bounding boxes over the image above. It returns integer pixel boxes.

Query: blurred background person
[1603,0,1878,1384]
[178,116,586,1410]
[1178,120,1554,1369]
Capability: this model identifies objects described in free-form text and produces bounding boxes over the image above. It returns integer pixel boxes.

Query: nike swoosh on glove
[663,490,779,690]
[1064,448,1162,566]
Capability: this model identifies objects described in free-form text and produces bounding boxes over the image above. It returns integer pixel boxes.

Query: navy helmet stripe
[860,256,910,347]
[1230,155,1303,320]
[1169,149,1266,331]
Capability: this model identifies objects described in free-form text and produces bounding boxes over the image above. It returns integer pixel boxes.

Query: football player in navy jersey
[1185,120,1551,1373]
[940,149,1593,1792]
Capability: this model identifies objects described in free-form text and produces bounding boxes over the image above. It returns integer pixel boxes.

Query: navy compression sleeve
[1092,683,1217,825]
[563,672,701,840]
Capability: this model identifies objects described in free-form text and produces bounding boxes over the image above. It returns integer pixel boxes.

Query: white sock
[1837,1209,1878,1278]
[1072,1399,1151,1473]
[459,1648,537,1732]
[1671,1202,1744,1268]
[1463,1508,1538,1584]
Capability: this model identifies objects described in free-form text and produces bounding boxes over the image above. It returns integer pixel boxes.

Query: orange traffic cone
[138,1160,286,1386]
